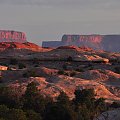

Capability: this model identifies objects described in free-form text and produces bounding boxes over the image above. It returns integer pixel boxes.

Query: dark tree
[7,109,27,120]
[25,110,42,120]
[44,103,76,120]
[22,82,47,113]
[0,105,9,119]
[0,87,17,108]
[74,89,95,105]
[57,92,70,105]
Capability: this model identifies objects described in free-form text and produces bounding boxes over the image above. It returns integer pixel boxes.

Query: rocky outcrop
[0,42,42,51]
[0,65,8,71]
[73,54,109,63]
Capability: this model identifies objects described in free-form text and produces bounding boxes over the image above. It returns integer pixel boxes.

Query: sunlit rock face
[42,34,120,52]
[0,30,27,43]
[62,35,103,50]
[62,35,120,52]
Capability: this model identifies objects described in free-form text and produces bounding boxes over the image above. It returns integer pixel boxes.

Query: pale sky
[0,0,120,45]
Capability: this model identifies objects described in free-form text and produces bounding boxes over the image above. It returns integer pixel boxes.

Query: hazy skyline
[0,0,120,45]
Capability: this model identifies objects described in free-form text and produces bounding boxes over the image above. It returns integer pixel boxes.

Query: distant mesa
[42,34,120,52]
[0,30,27,43]
[0,30,42,51]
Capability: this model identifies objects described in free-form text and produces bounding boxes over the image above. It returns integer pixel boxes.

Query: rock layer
[42,34,120,52]
[0,30,27,43]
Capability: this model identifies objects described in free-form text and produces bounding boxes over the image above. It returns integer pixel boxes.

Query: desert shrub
[22,82,48,114]
[64,72,69,76]
[23,70,38,78]
[25,110,42,120]
[0,105,9,119]
[70,71,76,77]
[0,83,108,120]
[0,105,42,120]
[74,89,107,119]
[0,118,5,120]
[114,67,120,74]
[0,77,3,83]
[57,92,70,105]
[7,109,27,120]
[67,56,73,62]
[75,69,84,72]
[18,63,26,69]
[10,58,18,65]
[23,73,29,78]
[32,58,39,65]
[77,105,91,120]
[62,64,67,70]
[74,89,95,105]
[88,66,94,70]
[44,92,76,120]
[110,102,120,108]
[29,70,38,77]
[44,103,76,120]
[58,70,65,75]
[34,64,39,67]
[0,86,19,108]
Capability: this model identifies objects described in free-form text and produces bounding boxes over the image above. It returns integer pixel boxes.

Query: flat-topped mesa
[0,30,27,43]
[42,34,120,52]
[62,34,120,51]
[62,34,104,43]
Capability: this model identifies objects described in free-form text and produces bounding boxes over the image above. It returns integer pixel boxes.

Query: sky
[0,0,120,45]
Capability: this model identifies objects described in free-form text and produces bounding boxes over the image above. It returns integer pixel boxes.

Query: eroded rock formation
[0,30,27,43]
[42,34,120,52]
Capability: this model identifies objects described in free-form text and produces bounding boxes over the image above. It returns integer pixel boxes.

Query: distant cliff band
[42,34,120,52]
[0,30,27,43]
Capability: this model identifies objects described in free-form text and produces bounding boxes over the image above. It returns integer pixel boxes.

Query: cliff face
[42,35,120,52]
[62,35,120,52]
[0,30,27,43]
[62,35,103,50]
[102,35,120,52]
